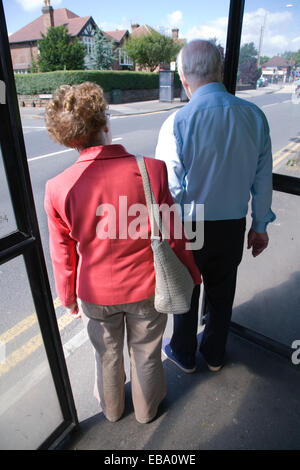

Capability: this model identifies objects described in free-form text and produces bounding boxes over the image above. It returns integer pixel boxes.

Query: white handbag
[136,156,195,315]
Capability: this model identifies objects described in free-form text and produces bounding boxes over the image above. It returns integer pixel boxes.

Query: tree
[239,59,260,85]
[37,25,86,72]
[124,32,182,72]
[292,49,300,66]
[280,51,294,61]
[238,42,260,85]
[86,30,115,70]
[260,55,270,65]
[29,56,38,73]
[239,42,258,65]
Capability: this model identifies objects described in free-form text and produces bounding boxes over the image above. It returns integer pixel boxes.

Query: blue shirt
[155,82,276,233]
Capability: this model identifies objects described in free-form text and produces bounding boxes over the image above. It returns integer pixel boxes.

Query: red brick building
[103,30,132,69]
[9,1,184,73]
[261,56,293,83]
[9,2,99,73]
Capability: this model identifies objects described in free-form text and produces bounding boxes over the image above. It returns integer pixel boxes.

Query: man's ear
[179,71,188,89]
[179,71,191,98]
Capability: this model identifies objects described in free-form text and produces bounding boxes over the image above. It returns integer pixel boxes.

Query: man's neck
[190,80,220,95]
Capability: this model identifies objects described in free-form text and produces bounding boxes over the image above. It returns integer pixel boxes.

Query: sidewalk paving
[19,84,290,121]
[19,97,186,120]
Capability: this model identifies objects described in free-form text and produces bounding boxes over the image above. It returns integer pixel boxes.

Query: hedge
[15,70,182,95]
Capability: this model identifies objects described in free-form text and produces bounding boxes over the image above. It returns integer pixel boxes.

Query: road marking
[0,297,61,345]
[22,126,46,129]
[273,140,300,168]
[0,309,75,377]
[28,148,75,162]
[28,138,123,162]
[0,328,88,417]
[110,109,178,119]
[262,99,291,109]
[262,103,278,108]
[0,313,36,345]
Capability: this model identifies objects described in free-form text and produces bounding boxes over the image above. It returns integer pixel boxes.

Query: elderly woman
[44,82,201,424]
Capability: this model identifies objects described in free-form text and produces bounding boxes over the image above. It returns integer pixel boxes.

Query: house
[9,1,98,73]
[130,23,157,38]
[8,1,184,73]
[129,23,185,72]
[261,56,292,83]
[103,30,133,70]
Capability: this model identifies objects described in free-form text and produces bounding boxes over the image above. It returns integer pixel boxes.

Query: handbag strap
[135,155,165,240]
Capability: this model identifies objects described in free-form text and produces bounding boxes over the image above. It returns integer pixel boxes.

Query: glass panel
[232,2,300,346]
[0,145,17,238]
[0,256,63,450]
[183,1,230,55]
[233,191,300,347]
[238,2,300,176]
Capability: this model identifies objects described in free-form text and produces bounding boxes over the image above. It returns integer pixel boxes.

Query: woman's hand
[66,301,81,319]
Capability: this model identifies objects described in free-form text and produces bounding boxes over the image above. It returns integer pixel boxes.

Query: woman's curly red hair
[45,82,108,149]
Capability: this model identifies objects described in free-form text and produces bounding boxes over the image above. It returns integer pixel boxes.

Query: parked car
[257,77,268,88]
[256,78,264,88]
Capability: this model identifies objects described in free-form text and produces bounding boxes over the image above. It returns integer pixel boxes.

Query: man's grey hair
[177,39,222,85]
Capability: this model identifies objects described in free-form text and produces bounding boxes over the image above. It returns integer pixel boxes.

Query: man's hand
[66,301,81,319]
[247,229,269,257]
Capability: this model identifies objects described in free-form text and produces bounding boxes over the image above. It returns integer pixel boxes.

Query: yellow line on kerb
[0,298,75,377]
[273,140,300,168]
[0,297,61,345]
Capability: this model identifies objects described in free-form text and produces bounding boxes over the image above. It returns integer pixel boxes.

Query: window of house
[119,49,133,66]
[81,36,95,56]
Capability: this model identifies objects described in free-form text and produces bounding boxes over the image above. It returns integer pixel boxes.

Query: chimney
[172,28,179,40]
[131,23,140,32]
[42,1,54,32]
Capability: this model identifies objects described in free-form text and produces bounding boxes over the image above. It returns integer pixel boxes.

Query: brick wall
[10,42,38,72]
[18,87,181,107]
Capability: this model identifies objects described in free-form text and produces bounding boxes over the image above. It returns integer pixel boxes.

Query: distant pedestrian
[156,40,276,373]
[44,82,201,423]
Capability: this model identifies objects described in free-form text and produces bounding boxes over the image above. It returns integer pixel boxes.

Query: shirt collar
[76,144,133,163]
[189,82,226,103]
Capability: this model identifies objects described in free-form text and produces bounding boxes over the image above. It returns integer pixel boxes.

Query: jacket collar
[189,82,226,103]
[76,144,133,163]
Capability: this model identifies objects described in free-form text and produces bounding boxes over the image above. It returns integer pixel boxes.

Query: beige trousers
[78,296,167,423]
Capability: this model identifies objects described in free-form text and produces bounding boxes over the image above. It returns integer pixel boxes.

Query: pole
[257,12,267,69]
[223,0,245,95]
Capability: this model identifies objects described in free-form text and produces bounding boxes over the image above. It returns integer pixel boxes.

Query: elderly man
[156,39,275,373]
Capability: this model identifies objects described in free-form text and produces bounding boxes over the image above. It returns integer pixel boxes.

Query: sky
[3,0,300,57]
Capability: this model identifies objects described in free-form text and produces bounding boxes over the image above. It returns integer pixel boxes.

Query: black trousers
[170,218,246,367]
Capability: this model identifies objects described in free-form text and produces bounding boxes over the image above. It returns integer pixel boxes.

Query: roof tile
[9,8,90,43]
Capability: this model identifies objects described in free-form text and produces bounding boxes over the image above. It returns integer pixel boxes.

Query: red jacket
[44,144,201,306]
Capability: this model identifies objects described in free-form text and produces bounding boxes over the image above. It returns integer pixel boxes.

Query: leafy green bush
[15,70,182,95]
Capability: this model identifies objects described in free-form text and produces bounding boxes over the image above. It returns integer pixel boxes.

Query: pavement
[19,83,291,121]
[19,97,186,120]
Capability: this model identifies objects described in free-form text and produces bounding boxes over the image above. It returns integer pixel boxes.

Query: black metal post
[223,0,245,94]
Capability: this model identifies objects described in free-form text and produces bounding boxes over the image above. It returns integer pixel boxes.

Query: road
[0,86,300,447]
